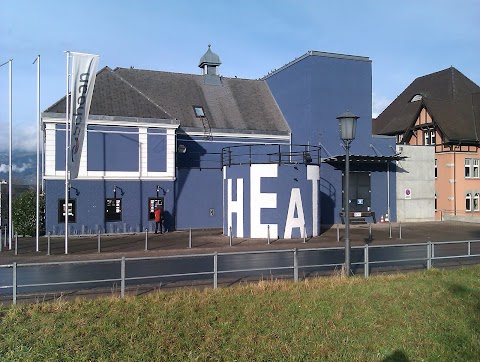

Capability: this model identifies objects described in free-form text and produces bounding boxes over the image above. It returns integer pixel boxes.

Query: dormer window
[193,106,205,117]
[424,129,435,145]
[410,94,423,102]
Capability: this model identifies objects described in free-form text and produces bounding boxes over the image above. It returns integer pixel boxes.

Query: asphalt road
[1,221,480,303]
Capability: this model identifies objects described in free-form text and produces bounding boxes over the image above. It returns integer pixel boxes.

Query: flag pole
[8,60,12,250]
[65,51,70,254]
[33,55,40,252]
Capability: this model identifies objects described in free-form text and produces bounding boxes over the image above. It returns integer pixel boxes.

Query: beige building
[374,67,480,222]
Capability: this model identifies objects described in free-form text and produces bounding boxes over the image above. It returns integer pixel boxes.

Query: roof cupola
[199,45,221,76]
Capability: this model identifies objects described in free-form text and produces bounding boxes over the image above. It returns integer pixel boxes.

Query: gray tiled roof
[374,67,480,144]
[45,66,290,134]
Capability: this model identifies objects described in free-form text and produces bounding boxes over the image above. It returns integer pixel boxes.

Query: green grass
[1,266,480,361]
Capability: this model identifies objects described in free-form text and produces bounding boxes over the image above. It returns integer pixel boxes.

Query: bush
[12,189,45,237]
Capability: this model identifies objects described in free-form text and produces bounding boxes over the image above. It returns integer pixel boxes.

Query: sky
[1,0,479,152]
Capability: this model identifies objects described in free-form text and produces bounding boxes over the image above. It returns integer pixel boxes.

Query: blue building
[42,47,397,237]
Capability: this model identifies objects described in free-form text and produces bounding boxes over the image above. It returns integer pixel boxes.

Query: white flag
[69,52,99,179]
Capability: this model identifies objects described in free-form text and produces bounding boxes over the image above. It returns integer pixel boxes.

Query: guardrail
[1,239,480,304]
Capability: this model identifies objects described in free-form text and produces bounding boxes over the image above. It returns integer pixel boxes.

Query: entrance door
[343,172,371,213]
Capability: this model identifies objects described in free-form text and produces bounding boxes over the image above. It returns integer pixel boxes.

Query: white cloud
[0,163,31,173]
[0,120,38,152]
[372,92,392,118]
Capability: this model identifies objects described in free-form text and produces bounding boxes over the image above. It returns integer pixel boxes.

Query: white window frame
[435,159,437,179]
[473,159,479,178]
[474,193,480,212]
[465,158,472,178]
[466,192,472,211]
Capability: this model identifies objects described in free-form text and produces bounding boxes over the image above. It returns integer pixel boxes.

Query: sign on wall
[405,188,412,199]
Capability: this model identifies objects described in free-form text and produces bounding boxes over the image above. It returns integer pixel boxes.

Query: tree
[12,190,45,237]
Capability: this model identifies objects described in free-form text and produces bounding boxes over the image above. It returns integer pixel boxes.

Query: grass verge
[1,266,480,361]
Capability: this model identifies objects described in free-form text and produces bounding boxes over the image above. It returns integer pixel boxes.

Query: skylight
[193,106,205,117]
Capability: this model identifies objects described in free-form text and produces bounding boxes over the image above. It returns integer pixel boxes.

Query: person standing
[154,205,163,234]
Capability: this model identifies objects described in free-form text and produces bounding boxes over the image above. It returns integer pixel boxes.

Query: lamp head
[336,111,359,142]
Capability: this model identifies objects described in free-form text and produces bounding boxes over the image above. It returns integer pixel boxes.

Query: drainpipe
[387,161,390,221]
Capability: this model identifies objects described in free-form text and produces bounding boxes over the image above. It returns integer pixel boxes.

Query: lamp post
[336,111,359,276]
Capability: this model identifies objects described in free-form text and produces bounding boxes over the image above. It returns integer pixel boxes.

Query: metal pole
[64,51,70,255]
[344,142,351,276]
[14,232,18,255]
[336,223,340,242]
[144,228,148,251]
[97,231,101,253]
[35,55,40,252]
[427,241,432,269]
[121,257,125,298]
[364,244,369,277]
[303,224,306,243]
[293,248,298,282]
[468,240,471,256]
[8,60,12,250]
[267,224,270,245]
[47,232,51,255]
[0,228,2,252]
[12,262,17,305]
[213,252,218,289]
[189,228,192,248]
[368,223,372,241]
[399,222,402,239]
[229,226,232,247]
[389,222,392,239]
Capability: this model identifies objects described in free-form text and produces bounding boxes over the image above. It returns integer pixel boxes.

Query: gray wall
[395,145,435,222]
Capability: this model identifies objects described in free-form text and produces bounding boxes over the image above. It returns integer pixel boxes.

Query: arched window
[410,94,423,102]
[474,193,480,212]
[466,193,472,211]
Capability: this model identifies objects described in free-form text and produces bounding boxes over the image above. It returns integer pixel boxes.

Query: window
[475,193,480,212]
[193,106,205,117]
[435,159,438,178]
[435,191,437,210]
[474,159,479,178]
[410,94,422,102]
[424,130,435,145]
[465,158,472,178]
[105,198,122,222]
[466,193,472,211]
[58,199,76,223]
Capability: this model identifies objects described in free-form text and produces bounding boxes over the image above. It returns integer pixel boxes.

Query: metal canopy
[322,154,405,165]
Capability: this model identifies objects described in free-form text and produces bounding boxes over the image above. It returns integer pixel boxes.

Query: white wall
[395,145,435,222]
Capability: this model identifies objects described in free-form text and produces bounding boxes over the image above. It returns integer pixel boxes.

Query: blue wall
[45,179,175,235]
[265,54,396,224]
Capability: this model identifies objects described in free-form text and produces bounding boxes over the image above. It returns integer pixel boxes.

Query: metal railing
[1,239,480,304]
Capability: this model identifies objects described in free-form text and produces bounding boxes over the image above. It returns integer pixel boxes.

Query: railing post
[303,225,306,243]
[189,228,192,249]
[364,244,369,277]
[267,224,270,245]
[98,230,101,253]
[468,240,471,256]
[121,257,125,298]
[427,241,432,269]
[293,248,298,282]
[336,224,340,242]
[14,232,18,255]
[145,228,148,251]
[389,222,392,239]
[399,222,402,239]
[12,262,17,305]
[213,252,218,289]
[278,144,281,164]
[47,232,51,255]
[229,226,232,247]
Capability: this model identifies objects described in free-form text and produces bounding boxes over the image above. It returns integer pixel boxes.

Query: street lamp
[336,111,359,276]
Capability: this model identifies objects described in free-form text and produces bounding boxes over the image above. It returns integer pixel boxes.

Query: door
[343,172,371,213]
